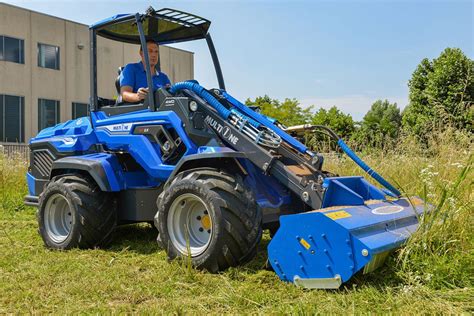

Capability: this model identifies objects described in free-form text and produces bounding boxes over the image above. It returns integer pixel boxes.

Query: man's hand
[137,87,149,100]
[121,86,147,103]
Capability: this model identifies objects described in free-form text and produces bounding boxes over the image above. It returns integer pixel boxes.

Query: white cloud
[299,94,409,120]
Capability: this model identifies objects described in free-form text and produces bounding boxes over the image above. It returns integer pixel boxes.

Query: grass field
[0,131,472,313]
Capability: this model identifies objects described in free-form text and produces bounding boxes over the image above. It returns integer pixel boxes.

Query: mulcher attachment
[268,176,428,289]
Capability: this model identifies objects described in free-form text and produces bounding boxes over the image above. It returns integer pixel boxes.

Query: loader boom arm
[169,82,327,210]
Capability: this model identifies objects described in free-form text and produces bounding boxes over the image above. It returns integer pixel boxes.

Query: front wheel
[155,168,262,272]
[38,174,116,250]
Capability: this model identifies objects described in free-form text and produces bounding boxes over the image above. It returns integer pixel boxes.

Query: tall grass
[325,128,473,289]
[0,150,28,215]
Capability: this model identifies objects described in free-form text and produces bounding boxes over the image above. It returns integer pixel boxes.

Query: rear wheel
[155,168,262,272]
[38,174,116,250]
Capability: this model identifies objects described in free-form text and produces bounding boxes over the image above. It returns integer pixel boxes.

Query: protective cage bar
[154,8,210,28]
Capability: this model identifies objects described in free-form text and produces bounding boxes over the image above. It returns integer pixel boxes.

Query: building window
[0,36,25,64]
[38,43,60,70]
[72,102,88,119]
[0,94,25,143]
[38,99,60,130]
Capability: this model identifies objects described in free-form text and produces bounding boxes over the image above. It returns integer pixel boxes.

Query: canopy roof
[91,7,211,44]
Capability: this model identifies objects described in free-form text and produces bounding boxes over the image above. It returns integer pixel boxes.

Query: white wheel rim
[44,193,73,243]
[167,193,213,257]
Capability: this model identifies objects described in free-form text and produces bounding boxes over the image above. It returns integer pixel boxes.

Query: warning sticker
[299,238,311,250]
[409,197,424,206]
[325,210,352,220]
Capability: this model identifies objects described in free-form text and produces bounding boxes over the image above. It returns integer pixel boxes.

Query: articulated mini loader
[24,7,428,289]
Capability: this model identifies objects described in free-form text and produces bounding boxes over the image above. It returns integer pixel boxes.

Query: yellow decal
[365,199,383,205]
[410,197,424,206]
[299,238,311,250]
[385,196,398,202]
[325,210,352,220]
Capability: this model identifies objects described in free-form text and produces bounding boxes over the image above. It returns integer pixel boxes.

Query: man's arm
[121,86,148,103]
[120,64,149,103]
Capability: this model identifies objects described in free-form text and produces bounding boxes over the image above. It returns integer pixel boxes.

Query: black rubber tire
[155,168,262,272]
[38,174,117,250]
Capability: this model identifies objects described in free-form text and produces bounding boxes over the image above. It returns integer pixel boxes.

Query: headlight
[189,101,198,112]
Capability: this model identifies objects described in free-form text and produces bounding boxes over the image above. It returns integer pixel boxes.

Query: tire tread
[38,174,116,249]
[156,168,262,272]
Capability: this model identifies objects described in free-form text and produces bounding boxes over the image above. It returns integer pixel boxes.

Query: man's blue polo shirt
[119,61,171,92]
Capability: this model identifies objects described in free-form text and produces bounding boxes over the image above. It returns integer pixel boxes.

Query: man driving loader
[120,40,171,103]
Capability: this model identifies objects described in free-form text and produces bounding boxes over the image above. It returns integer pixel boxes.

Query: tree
[246,95,313,126]
[401,58,434,137]
[403,48,474,138]
[352,99,402,147]
[311,106,355,139]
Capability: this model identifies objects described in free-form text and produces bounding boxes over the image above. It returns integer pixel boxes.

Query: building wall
[0,3,194,143]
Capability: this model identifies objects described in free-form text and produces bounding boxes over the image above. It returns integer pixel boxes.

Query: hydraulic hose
[169,82,260,127]
[295,125,401,197]
[337,138,401,197]
[170,81,231,119]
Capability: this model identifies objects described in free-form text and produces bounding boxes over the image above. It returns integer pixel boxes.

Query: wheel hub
[168,193,213,257]
[44,193,73,243]
[200,214,211,231]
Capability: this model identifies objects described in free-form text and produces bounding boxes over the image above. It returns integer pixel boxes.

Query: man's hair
[139,40,159,52]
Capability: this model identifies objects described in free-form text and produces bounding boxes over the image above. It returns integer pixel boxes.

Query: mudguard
[166,147,246,181]
[51,153,123,191]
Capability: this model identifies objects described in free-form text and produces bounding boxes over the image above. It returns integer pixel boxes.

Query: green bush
[403,48,474,140]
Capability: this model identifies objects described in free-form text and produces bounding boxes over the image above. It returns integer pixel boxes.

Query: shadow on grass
[343,259,405,290]
[106,222,161,255]
[105,225,404,291]
[241,236,272,272]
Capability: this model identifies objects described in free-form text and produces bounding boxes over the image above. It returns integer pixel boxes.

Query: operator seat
[115,66,124,103]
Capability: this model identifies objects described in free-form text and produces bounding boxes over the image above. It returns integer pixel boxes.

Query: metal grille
[32,150,54,178]
[155,8,210,27]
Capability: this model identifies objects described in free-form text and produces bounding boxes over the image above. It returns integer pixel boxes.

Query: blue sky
[3,0,473,119]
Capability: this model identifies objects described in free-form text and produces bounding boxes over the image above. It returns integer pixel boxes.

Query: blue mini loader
[24,7,428,289]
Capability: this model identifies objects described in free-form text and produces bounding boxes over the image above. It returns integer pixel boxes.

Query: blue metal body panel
[241,159,290,209]
[322,176,387,207]
[30,117,97,153]
[268,195,427,287]
[27,172,36,196]
[92,110,198,181]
